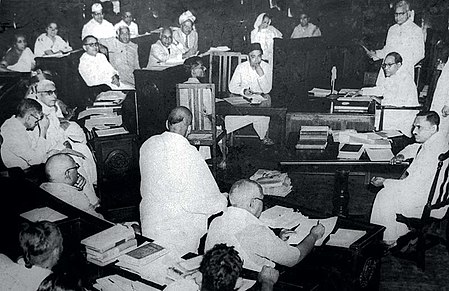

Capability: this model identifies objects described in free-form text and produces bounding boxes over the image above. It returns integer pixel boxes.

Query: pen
[317,220,320,225]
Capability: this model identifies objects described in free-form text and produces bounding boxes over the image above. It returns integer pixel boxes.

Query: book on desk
[296,126,329,150]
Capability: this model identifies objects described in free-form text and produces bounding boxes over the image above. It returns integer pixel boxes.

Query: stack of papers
[326,229,367,248]
[250,169,292,197]
[81,224,137,266]
[259,206,338,246]
[118,241,169,269]
[337,144,364,160]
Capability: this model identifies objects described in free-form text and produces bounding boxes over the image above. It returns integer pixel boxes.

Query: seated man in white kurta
[26,80,97,185]
[78,35,120,89]
[228,42,274,145]
[361,52,419,137]
[205,179,325,272]
[139,106,228,255]
[370,111,449,244]
[40,154,102,219]
[146,27,183,69]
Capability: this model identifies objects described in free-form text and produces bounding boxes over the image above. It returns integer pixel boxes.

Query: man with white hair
[173,10,198,59]
[146,27,183,68]
[41,153,102,218]
[206,179,325,272]
[81,3,116,40]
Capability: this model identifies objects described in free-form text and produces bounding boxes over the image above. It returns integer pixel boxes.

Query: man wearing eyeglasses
[41,153,103,219]
[26,79,98,185]
[79,35,120,89]
[365,0,424,81]
[81,3,115,40]
[360,52,419,136]
[146,27,183,68]
[206,179,325,272]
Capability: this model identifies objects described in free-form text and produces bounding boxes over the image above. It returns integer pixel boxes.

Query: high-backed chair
[176,83,226,175]
[393,150,449,270]
[377,105,422,131]
[208,51,247,97]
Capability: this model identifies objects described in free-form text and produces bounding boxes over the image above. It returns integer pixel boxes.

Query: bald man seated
[139,106,227,254]
[40,153,103,219]
[205,179,325,271]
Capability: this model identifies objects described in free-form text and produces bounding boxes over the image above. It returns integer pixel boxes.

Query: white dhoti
[225,116,270,139]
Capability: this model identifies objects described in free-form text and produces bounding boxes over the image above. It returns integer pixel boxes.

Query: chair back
[208,52,247,96]
[423,150,449,219]
[176,83,216,137]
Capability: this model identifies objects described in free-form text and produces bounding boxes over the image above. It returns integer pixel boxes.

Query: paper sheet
[259,206,307,229]
[365,148,394,162]
[287,216,338,246]
[20,207,68,222]
[326,229,367,248]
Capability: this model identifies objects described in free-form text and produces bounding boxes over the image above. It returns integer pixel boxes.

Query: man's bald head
[45,154,78,185]
[166,106,192,137]
[229,179,264,218]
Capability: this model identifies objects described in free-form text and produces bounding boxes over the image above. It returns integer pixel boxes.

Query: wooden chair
[377,105,422,131]
[208,51,247,97]
[393,149,449,270]
[176,83,226,175]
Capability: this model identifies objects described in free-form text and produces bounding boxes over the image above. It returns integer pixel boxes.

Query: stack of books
[337,144,364,160]
[295,126,329,150]
[250,169,292,197]
[81,224,137,266]
[117,241,169,270]
[78,91,129,137]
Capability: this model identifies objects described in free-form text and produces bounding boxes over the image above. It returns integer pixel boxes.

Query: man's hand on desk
[370,176,385,187]
[279,229,296,241]
[390,154,405,165]
[310,224,325,240]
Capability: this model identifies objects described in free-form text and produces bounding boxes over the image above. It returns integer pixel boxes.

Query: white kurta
[34,33,72,57]
[0,254,51,291]
[206,207,300,272]
[172,28,198,58]
[40,182,102,218]
[0,116,50,169]
[6,47,35,72]
[370,132,449,241]
[146,40,183,68]
[81,18,116,40]
[375,18,424,81]
[114,20,139,38]
[361,66,419,136]
[78,52,118,88]
[227,61,272,139]
[102,38,140,86]
[139,131,227,254]
[290,23,321,39]
[430,63,449,136]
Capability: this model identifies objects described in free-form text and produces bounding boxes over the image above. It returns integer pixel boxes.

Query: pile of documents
[259,205,338,246]
[78,91,129,137]
[81,224,137,266]
[250,169,292,197]
[117,241,169,270]
[337,144,365,160]
[295,125,329,150]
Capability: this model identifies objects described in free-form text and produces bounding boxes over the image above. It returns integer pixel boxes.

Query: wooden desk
[216,97,287,146]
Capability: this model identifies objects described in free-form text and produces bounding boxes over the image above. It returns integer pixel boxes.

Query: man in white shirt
[146,27,183,68]
[206,179,324,272]
[430,62,449,137]
[139,106,228,255]
[290,13,322,39]
[114,11,139,38]
[370,111,449,244]
[78,35,120,89]
[227,42,274,145]
[361,52,419,136]
[81,3,116,40]
[173,10,199,59]
[365,0,424,80]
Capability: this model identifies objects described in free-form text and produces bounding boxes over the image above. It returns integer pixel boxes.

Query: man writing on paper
[206,179,324,271]
[227,42,274,145]
[370,111,449,245]
[139,107,228,255]
[365,0,424,81]
[360,52,419,137]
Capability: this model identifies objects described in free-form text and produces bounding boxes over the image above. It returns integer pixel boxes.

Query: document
[259,205,307,229]
[287,216,338,246]
[20,207,67,222]
[326,229,367,248]
[365,148,394,162]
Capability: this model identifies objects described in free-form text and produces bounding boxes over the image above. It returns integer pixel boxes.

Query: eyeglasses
[85,42,99,47]
[30,113,43,122]
[38,90,57,96]
[65,163,80,174]
[381,62,397,69]
[93,12,103,16]
[394,11,408,16]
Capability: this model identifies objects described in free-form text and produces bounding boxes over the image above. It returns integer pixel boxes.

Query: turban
[179,10,196,25]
